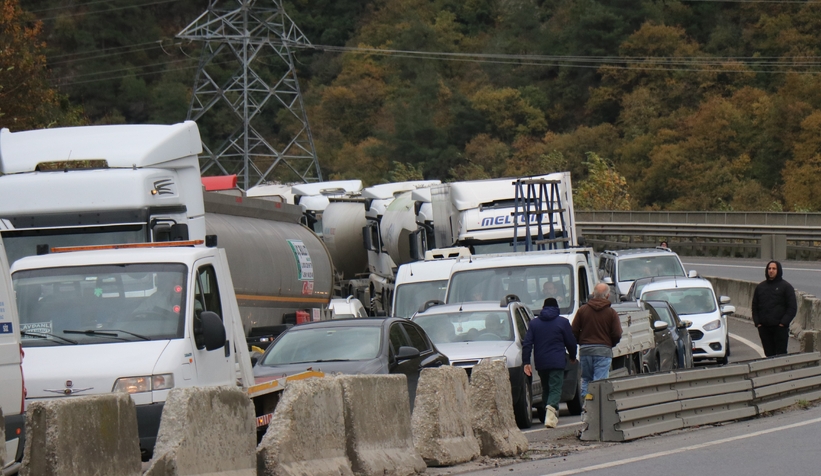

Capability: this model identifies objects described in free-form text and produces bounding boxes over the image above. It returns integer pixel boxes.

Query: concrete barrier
[411,366,479,466]
[20,393,141,476]
[469,360,528,457]
[144,386,255,476]
[338,374,426,476]
[257,378,353,476]
[709,276,821,353]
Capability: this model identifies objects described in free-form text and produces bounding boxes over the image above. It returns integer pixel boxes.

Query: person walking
[752,260,797,357]
[522,298,577,428]
[572,282,622,398]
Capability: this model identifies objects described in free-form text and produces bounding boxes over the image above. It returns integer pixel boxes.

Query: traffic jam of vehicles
[0,121,741,473]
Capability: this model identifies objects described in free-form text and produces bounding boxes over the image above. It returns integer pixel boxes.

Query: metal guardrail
[581,352,821,442]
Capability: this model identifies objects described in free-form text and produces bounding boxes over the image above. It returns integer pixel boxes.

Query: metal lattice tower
[178,0,322,190]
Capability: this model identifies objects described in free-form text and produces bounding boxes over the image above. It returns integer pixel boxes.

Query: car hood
[434,341,515,362]
[23,340,170,400]
[253,358,386,381]
[680,311,721,330]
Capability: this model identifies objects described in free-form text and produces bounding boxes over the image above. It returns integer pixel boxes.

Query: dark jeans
[758,325,790,357]
[537,368,564,410]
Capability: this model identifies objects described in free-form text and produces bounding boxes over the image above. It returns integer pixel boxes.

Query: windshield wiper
[63,329,150,341]
[20,330,78,345]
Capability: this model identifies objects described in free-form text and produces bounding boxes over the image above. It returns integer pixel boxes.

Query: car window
[647,303,675,327]
[402,323,431,353]
[618,256,685,282]
[389,322,411,353]
[260,326,382,365]
[642,287,717,315]
[414,311,514,343]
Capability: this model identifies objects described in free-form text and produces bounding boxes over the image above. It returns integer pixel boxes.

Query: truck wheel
[566,382,583,416]
[514,375,533,429]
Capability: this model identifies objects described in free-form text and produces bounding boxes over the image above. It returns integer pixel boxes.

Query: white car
[639,277,735,365]
[328,296,368,319]
[597,247,696,297]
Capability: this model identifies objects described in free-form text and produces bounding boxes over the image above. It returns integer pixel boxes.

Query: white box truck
[0,237,24,474]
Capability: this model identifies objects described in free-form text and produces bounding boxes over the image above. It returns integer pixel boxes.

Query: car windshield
[260,326,382,365]
[447,264,573,314]
[642,288,717,315]
[618,256,685,282]
[13,264,186,346]
[394,280,448,318]
[413,311,514,343]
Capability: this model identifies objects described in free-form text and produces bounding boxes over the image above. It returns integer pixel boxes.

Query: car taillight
[20,344,26,413]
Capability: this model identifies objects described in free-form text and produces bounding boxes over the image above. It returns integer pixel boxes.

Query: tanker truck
[0,121,334,345]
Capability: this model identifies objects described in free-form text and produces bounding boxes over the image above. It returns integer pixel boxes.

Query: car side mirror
[396,345,420,361]
[652,320,669,331]
[602,277,614,285]
[681,319,693,329]
[720,305,736,316]
[720,295,731,304]
[688,270,698,278]
[197,311,226,351]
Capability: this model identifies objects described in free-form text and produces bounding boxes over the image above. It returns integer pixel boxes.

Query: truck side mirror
[197,311,226,351]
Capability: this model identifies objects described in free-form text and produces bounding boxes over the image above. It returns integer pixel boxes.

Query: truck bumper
[136,402,164,460]
[4,412,25,465]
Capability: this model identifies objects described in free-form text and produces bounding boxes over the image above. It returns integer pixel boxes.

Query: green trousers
[537,368,565,410]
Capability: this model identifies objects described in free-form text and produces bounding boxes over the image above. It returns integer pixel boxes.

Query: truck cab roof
[9,246,219,271]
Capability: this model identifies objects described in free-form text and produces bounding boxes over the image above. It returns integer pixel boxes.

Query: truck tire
[514,375,533,429]
[566,382,583,416]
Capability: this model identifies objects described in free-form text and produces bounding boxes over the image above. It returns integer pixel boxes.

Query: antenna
[178,0,322,190]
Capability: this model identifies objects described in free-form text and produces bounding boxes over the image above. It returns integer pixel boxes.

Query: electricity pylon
[178,0,322,190]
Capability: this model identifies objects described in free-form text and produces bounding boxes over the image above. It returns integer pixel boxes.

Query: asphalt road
[682,256,821,298]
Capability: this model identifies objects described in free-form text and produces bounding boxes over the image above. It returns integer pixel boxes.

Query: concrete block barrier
[20,393,141,476]
[144,386,255,476]
[257,378,353,476]
[469,361,528,457]
[338,374,426,476]
[411,366,480,466]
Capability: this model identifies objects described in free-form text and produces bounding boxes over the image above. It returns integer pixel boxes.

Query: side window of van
[578,267,590,304]
[194,265,222,319]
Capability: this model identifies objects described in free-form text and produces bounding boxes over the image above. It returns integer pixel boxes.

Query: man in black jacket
[752,261,797,357]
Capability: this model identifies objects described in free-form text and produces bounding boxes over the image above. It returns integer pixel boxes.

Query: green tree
[574,153,631,211]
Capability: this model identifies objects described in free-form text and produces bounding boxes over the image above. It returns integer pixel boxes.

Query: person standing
[523,298,577,428]
[572,283,622,398]
[752,260,797,357]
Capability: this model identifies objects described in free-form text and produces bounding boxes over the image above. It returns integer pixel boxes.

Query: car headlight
[482,356,507,364]
[112,374,175,394]
[702,319,721,332]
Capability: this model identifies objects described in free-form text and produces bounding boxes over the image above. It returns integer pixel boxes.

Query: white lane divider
[729,332,765,358]
[541,416,821,476]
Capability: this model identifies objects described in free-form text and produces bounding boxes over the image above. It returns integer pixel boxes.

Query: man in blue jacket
[523,298,577,428]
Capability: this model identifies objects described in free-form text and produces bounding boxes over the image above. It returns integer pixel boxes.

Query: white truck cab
[0,238,24,472]
[10,243,253,460]
[392,247,471,319]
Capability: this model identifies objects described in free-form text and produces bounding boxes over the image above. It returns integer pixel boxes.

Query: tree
[574,153,631,211]
[0,0,79,130]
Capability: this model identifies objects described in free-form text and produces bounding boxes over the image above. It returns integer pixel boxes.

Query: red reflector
[256,413,274,427]
[16,428,21,435]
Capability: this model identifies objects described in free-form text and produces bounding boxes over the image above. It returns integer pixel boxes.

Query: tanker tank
[203,194,333,340]
[320,201,368,281]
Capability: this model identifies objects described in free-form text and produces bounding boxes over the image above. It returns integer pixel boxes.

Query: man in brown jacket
[572,282,622,398]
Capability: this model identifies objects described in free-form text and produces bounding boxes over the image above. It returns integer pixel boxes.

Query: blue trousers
[580,355,612,397]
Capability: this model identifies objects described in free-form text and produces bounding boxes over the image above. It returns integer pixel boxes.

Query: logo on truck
[152,179,175,196]
[480,213,555,228]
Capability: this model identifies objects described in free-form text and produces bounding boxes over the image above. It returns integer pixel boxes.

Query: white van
[0,238,24,472]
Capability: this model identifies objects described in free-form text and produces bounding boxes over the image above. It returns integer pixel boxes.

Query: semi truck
[0,122,334,344]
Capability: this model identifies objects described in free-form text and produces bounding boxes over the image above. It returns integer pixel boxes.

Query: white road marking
[523,421,583,433]
[541,416,821,476]
[729,332,765,357]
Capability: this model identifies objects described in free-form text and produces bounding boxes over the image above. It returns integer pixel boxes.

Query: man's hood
[538,306,560,321]
[765,260,783,281]
[585,297,613,311]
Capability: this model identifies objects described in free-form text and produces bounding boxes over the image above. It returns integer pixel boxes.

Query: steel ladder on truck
[511,177,571,252]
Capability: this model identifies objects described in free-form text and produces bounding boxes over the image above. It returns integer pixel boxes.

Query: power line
[39,0,181,21]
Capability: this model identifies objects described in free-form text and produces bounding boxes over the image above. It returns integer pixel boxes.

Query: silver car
[411,297,541,428]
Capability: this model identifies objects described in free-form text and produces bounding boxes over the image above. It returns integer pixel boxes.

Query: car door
[190,262,233,386]
[514,306,540,400]
[647,304,676,371]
